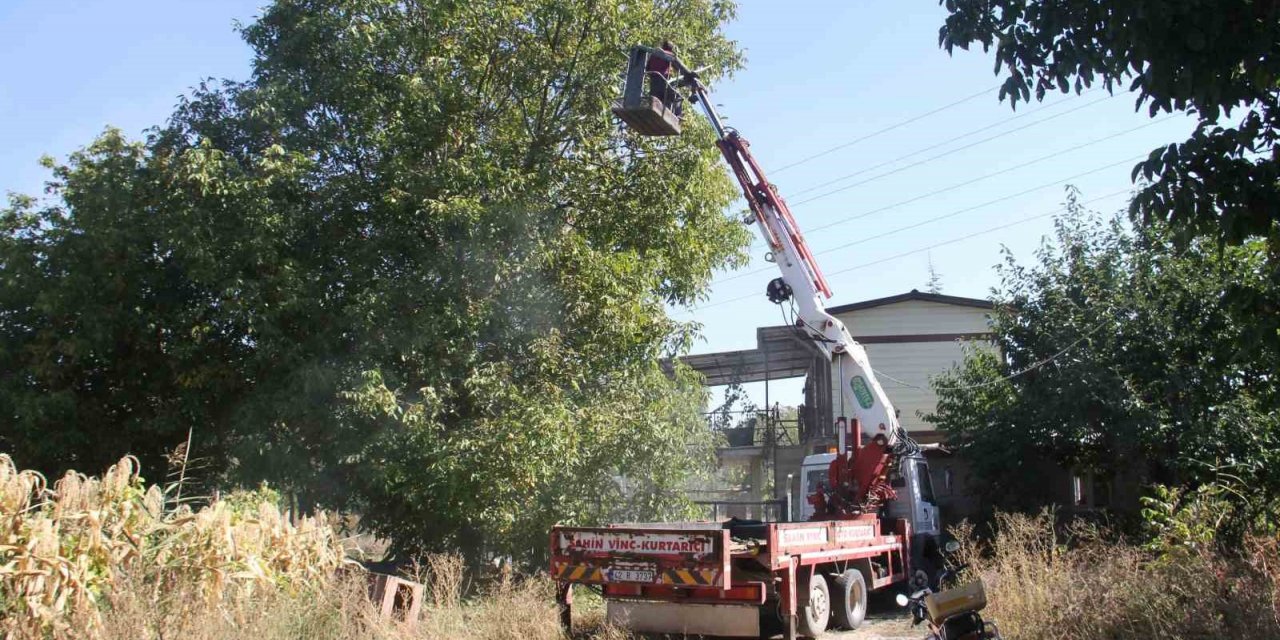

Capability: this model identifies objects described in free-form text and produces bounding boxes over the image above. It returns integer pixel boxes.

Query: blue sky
[689,2,1193,407]
[0,1,261,193]
[0,2,1194,409]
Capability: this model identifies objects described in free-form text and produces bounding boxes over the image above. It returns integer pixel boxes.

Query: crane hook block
[766,278,793,304]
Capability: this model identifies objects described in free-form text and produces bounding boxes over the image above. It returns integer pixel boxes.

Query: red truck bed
[551,516,913,638]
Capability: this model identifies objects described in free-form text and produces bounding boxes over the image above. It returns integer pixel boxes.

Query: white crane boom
[621,45,916,513]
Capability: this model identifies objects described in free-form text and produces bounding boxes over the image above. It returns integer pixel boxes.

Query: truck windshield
[916,461,936,504]
[805,469,827,494]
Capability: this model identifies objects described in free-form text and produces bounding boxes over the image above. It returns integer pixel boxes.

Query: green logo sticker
[851,376,874,409]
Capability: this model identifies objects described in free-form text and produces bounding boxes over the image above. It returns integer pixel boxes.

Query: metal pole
[693,85,728,139]
[765,340,775,509]
[786,473,794,522]
[764,340,771,441]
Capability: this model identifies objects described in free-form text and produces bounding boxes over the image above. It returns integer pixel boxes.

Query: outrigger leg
[782,557,798,640]
[556,582,573,633]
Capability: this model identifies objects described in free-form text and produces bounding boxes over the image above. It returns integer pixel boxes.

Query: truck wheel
[832,569,867,630]
[798,574,831,638]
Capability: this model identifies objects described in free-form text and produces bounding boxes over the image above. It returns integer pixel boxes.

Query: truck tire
[798,573,831,638]
[832,569,867,630]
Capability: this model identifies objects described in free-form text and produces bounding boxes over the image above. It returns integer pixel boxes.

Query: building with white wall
[680,289,996,520]
[825,290,994,440]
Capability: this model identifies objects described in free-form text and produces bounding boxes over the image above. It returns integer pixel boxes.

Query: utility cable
[820,188,1129,280]
[686,188,1131,312]
[789,93,1116,205]
[716,149,1152,285]
[781,88,1102,200]
[769,84,1001,175]
[816,162,1135,255]
[741,87,1107,251]
[799,116,1168,236]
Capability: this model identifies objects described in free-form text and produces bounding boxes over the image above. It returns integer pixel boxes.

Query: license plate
[608,569,655,583]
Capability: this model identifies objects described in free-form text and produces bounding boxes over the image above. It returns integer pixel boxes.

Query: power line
[788,148,1269,289]
[739,89,1108,253]
[821,188,1129,279]
[816,160,1137,255]
[686,189,1131,312]
[789,93,1116,206]
[873,319,1110,392]
[718,117,1171,285]
[801,116,1168,236]
[768,84,1001,175]
[779,88,1101,201]
[716,141,1157,286]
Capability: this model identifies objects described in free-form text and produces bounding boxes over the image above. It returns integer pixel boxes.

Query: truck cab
[800,451,942,548]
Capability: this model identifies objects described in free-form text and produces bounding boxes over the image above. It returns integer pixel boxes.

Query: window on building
[930,467,953,497]
[1071,471,1114,509]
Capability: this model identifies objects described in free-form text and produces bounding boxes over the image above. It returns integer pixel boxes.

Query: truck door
[798,453,836,521]
[912,458,941,537]
[885,455,941,538]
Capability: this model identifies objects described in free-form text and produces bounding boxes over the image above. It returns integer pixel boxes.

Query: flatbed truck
[553,452,940,638]
[551,45,945,638]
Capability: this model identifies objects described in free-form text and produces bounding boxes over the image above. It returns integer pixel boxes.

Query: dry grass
[953,511,1280,640]
[0,453,621,640]
[95,564,621,640]
[13,453,1280,640]
[0,454,345,639]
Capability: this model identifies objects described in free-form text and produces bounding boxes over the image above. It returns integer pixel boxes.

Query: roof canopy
[676,325,821,386]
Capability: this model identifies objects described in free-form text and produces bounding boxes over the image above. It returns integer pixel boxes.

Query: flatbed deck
[551,515,914,639]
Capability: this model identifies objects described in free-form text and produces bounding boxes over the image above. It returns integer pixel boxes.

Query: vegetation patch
[952,511,1280,640]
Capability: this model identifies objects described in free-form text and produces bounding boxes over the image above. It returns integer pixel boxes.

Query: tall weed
[0,454,621,639]
[955,510,1280,639]
[0,454,344,638]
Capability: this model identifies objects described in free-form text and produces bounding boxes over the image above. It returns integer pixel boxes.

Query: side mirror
[944,540,961,553]
[895,593,910,607]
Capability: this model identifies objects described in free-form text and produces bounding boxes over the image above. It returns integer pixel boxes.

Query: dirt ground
[589,593,923,640]
[757,606,920,640]
[830,610,920,640]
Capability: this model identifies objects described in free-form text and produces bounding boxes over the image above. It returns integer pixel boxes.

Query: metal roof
[676,325,822,386]
[825,289,993,315]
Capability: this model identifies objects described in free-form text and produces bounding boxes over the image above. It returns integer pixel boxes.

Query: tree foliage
[928,191,1280,517]
[1,0,749,560]
[939,0,1280,247]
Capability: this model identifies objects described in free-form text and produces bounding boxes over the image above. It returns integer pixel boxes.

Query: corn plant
[0,454,346,639]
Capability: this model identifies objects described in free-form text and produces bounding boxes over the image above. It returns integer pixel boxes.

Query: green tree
[1,0,749,561]
[928,191,1280,518]
[0,135,253,477]
[938,1,1280,247]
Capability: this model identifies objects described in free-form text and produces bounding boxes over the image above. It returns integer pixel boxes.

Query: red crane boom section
[716,133,833,299]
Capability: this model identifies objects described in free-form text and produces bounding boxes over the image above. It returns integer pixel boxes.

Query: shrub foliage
[929,193,1280,526]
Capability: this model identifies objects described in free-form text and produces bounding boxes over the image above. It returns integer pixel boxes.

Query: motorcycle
[895,540,1001,640]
